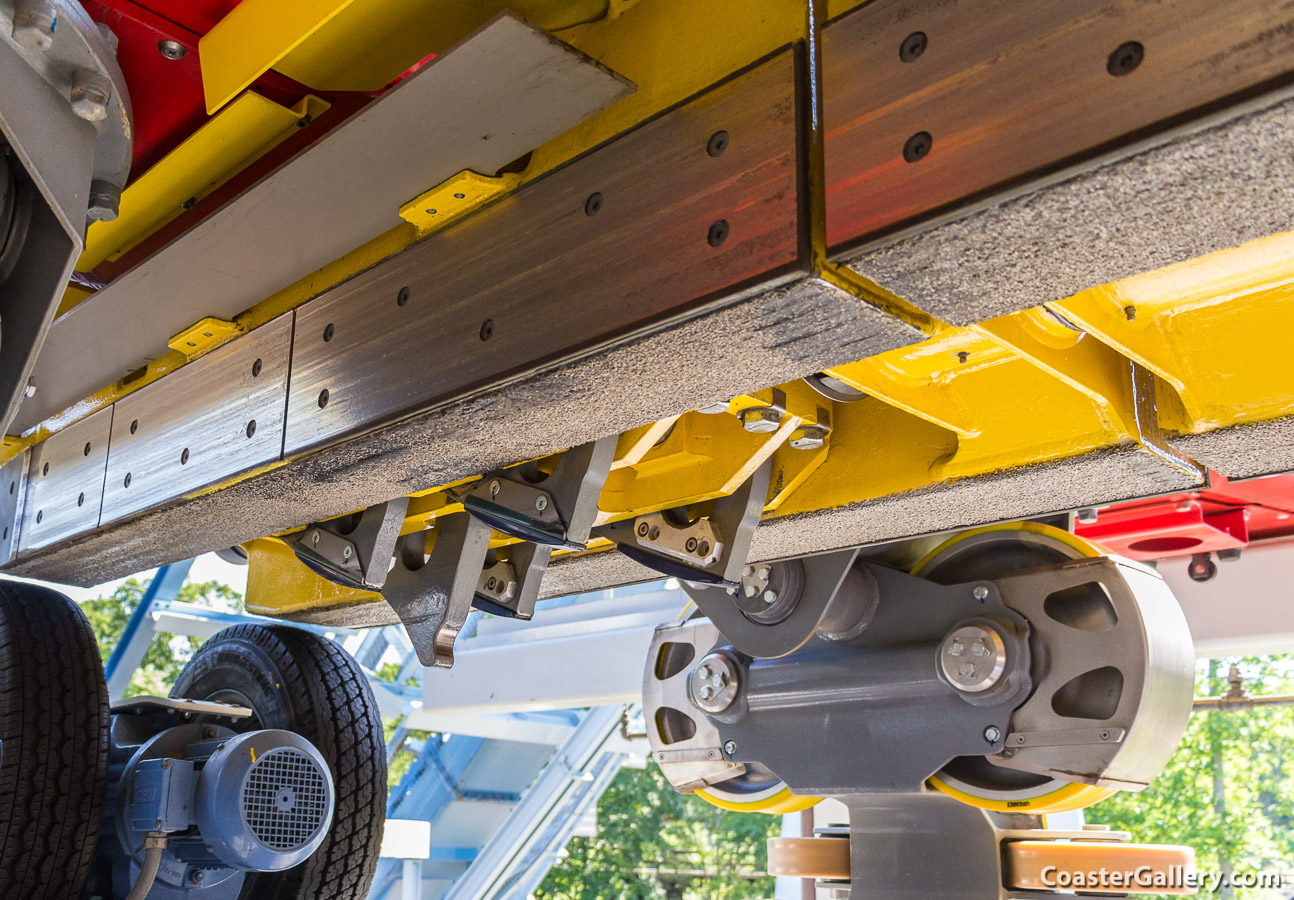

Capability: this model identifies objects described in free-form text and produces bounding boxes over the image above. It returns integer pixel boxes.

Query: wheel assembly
[643,522,1199,897]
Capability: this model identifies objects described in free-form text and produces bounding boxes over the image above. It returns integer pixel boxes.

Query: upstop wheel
[916,522,1124,814]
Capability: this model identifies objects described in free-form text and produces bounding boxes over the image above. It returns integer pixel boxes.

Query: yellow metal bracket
[398,170,522,236]
[167,317,245,360]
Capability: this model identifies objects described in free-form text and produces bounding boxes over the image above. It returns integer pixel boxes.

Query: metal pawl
[288,497,409,590]
[596,461,770,587]
[472,541,552,620]
[460,436,616,549]
[381,512,493,668]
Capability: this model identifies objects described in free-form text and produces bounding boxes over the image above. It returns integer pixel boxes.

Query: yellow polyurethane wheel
[910,520,1106,576]
[695,785,821,815]
[918,522,1119,814]
[927,775,1117,814]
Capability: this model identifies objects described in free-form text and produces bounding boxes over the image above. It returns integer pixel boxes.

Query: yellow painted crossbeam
[199,0,358,114]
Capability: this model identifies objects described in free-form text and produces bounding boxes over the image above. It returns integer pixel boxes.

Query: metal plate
[0,449,28,562]
[284,48,800,453]
[15,12,635,432]
[100,314,293,524]
[822,0,1294,251]
[19,404,112,550]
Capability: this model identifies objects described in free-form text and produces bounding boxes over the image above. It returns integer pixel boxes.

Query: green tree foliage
[81,575,244,697]
[537,763,779,900]
[1091,656,1294,899]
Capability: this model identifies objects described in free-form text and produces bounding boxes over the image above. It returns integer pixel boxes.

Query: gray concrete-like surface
[289,442,1200,628]
[842,93,1294,326]
[1175,417,1294,481]
[10,277,918,586]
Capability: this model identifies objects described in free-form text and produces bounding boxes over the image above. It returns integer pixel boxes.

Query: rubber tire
[0,580,109,898]
[172,624,386,900]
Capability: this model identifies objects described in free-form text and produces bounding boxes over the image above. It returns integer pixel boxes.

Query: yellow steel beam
[1049,232,1294,436]
[199,0,357,114]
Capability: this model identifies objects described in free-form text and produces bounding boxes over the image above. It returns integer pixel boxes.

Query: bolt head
[22,379,36,399]
[755,566,770,579]
[743,566,753,577]
[947,639,966,657]
[762,589,778,605]
[158,39,187,59]
[535,495,548,511]
[970,639,990,657]
[697,664,712,680]
[310,531,320,545]
[958,662,976,678]
[342,545,353,559]
[740,407,781,433]
[972,585,989,600]
[723,740,737,755]
[489,480,501,496]
[789,428,826,450]
[983,726,1002,744]
[70,70,112,122]
[743,583,758,598]
[699,685,715,700]
[12,2,56,51]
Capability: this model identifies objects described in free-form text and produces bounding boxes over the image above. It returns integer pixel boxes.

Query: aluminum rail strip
[10,0,1294,585]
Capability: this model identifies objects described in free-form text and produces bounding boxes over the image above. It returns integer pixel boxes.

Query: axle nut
[939,624,1007,693]
[689,652,740,714]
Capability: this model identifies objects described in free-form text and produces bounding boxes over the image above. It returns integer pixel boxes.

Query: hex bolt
[723,740,737,756]
[70,69,113,122]
[1076,507,1099,524]
[535,495,548,511]
[958,662,976,678]
[947,639,966,657]
[743,583,759,598]
[763,589,778,605]
[972,585,989,601]
[755,566,770,579]
[789,427,827,450]
[342,545,353,560]
[970,639,990,657]
[12,0,57,51]
[983,726,1002,745]
[740,406,781,433]
[87,180,122,222]
[189,869,205,884]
